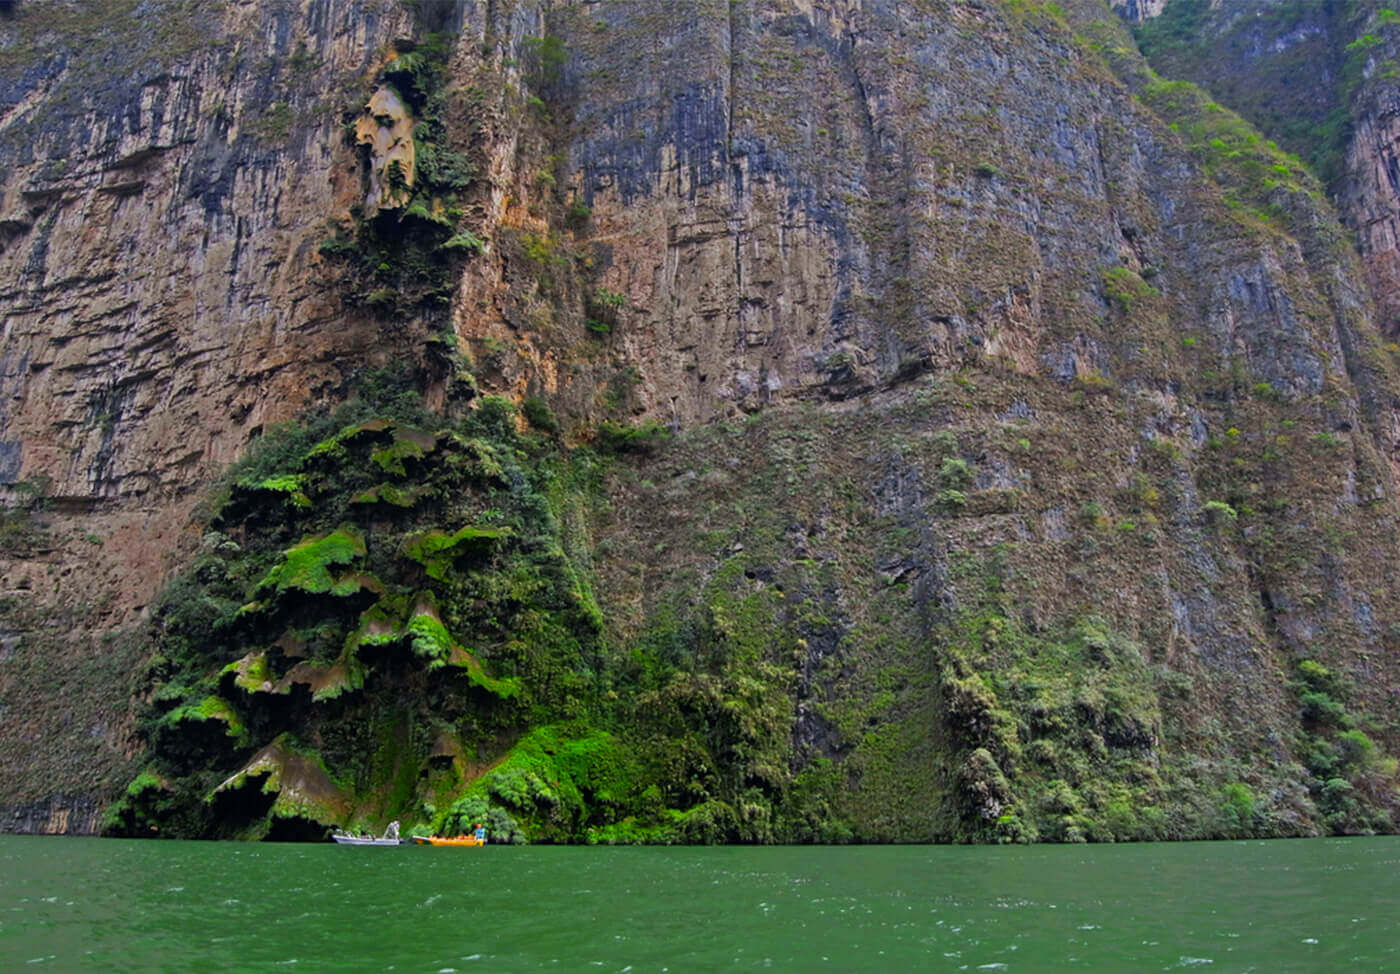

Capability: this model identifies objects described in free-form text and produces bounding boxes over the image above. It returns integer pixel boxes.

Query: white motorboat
[332,820,403,845]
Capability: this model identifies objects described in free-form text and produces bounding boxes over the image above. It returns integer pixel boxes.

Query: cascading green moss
[106,389,609,839]
[255,529,370,597]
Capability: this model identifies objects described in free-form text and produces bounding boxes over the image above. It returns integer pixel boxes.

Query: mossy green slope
[108,389,830,843]
[108,391,604,839]
[118,353,1400,843]
[591,369,1400,842]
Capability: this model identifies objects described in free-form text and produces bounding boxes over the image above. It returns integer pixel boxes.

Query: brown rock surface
[0,0,413,825]
[3,0,1400,836]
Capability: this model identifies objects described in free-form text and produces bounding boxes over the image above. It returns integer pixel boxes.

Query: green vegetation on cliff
[1132,0,1400,190]
[107,382,837,843]
[116,348,1400,844]
[320,31,484,317]
[108,384,601,839]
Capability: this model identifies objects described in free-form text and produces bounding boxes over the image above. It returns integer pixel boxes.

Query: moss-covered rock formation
[109,354,1400,843]
[107,388,597,838]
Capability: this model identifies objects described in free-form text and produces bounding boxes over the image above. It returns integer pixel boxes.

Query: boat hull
[332,835,404,846]
[410,835,485,846]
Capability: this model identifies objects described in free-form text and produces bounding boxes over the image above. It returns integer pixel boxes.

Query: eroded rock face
[0,794,103,835]
[1109,0,1169,23]
[1339,35,1400,336]
[355,85,416,214]
[0,0,415,827]
[1124,0,1400,336]
[4,0,1400,837]
[0,1,415,508]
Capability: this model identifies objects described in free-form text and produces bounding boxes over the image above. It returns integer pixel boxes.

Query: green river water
[0,835,1396,972]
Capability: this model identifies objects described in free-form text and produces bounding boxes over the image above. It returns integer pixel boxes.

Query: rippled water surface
[1,835,1397,971]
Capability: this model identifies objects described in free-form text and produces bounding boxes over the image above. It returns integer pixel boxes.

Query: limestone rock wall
[3,0,1400,835]
[1124,0,1400,336]
[0,1,414,507]
[1337,12,1400,337]
[1109,0,1169,23]
[0,0,416,826]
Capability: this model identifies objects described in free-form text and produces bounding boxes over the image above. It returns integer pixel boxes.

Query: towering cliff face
[3,0,1400,841]
[1129,0,1400,336]
[0,0,423,830]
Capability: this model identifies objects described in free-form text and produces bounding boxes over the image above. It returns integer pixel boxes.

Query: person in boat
[473,823,487,843]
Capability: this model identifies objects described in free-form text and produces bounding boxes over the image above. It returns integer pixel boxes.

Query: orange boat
[411,834,485,846]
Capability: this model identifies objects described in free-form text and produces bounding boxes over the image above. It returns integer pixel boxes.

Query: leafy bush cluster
[1100,266,1160,315]
[934,608,1171,844]
[595,420,670,456]
[1292,658,1399,834]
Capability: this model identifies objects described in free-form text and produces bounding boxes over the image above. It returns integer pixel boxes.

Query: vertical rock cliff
[0,0,416,830]
[3,0,1399,841]
[1129,0,1400,337]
